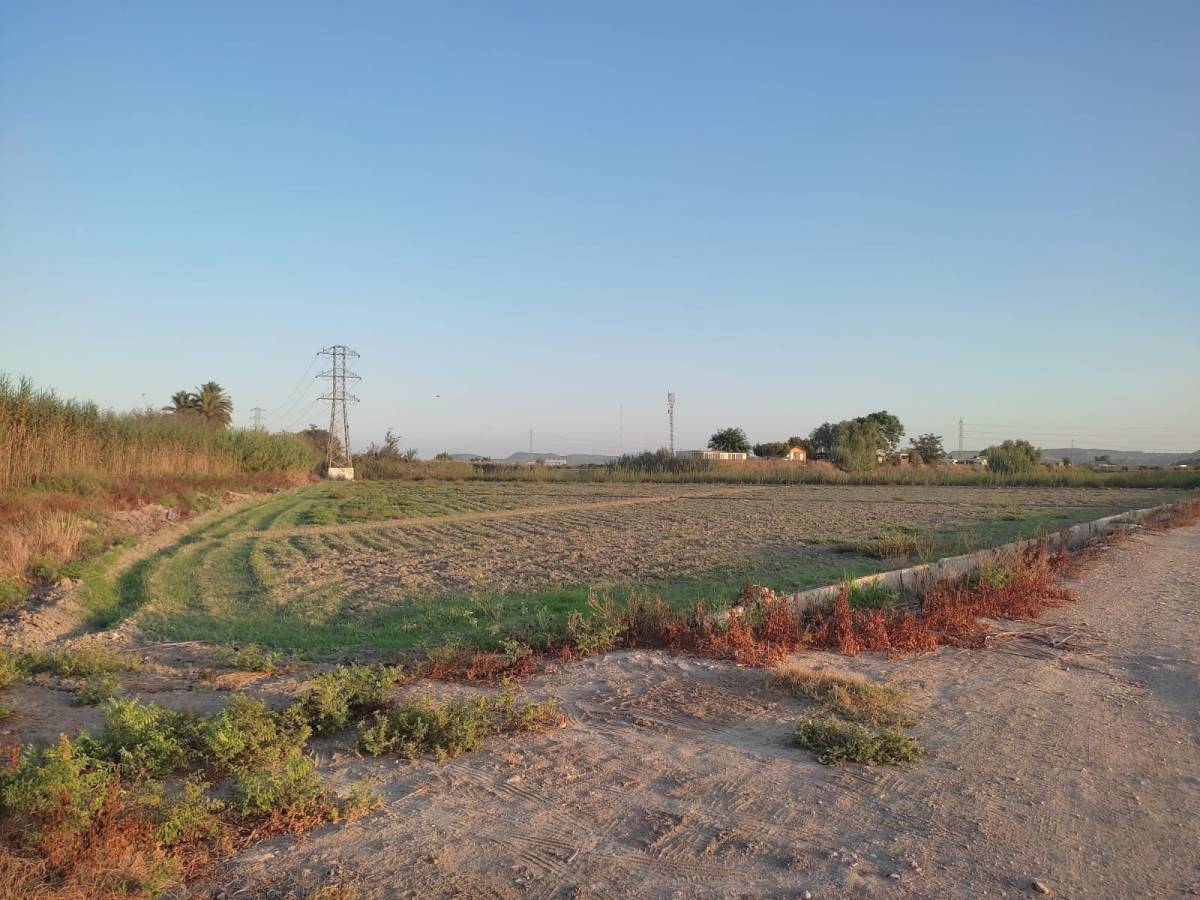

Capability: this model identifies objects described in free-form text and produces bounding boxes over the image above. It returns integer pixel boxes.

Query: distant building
[681,449,749,461]
[785,446,807,463]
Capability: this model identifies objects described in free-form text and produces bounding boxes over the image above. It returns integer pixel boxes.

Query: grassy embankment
[0,375,320,611]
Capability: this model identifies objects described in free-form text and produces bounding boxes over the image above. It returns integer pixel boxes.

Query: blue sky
[2,1,1198,455]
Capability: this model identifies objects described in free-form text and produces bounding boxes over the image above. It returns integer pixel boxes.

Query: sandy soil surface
[178,522,1200,899]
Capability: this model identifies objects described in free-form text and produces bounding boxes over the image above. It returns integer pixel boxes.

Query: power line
[278,398,323,433]
[250,407,265,431]
[317,345,360,471]
[266,352,321,414]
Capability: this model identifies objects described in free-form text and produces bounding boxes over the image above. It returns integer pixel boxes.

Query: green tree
[708,427,750,454]
[807,422,838,457]
[752,441,790,458]
[862,411,904,453]
[163,390,196,415]
[787,436,809,451]
[832,420,880,473]
[984,439,1041,475]
[191,382,233,428]
[910,433,945,464]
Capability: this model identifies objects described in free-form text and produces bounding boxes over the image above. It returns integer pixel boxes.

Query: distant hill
[1040,448,1199,466]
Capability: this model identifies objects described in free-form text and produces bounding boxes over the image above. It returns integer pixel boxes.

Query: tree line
[707,413,1044,475]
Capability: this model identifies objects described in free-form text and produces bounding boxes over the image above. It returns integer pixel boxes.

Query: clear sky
[2,1,1198,456]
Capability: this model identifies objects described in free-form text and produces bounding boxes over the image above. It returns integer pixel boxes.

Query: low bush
[24,643,142,678]
[794,718,923,765]
[0,576,25,612]
[202,695,310,772]
[228,750,323,818]
[215,643,284,674]
[145,775,227,848]
[296,664,403,735]
[357,688,561,760]
[72,672,122,706]
[78,699,198,777]
[0,649,24,690]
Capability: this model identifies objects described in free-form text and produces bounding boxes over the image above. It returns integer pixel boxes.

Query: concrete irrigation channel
[768,498,1193,614]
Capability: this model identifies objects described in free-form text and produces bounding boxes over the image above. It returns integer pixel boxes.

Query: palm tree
[163,390,197,414]
[191,382,233,428]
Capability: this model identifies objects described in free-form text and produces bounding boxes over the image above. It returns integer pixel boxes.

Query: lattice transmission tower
[318,345,360,472]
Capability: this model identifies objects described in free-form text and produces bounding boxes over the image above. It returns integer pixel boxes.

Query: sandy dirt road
[203,523,1200,899]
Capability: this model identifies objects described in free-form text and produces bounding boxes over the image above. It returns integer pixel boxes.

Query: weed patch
[23,642,143,678]
[72,673,122,706]
[0,650,23,690]
[357,687,562,760]
[794,718,923,765]
[215,643,284,674]
[296,664,403,735]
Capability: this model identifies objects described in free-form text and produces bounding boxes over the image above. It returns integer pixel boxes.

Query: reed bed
[0,376,319,491]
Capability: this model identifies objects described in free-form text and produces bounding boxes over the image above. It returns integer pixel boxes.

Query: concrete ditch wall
[777,499,1187,615]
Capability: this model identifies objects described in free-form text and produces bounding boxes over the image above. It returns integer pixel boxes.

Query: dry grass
[0,508,88,581]
[772,667,914,727]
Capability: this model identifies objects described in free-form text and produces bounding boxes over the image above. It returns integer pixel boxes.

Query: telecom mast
[667,392,676,456]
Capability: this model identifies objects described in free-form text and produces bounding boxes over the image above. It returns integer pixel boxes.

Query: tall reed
[0,375,320,491]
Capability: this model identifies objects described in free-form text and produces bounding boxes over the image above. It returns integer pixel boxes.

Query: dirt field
[181,521,1200,899]
[123,482,1177,654]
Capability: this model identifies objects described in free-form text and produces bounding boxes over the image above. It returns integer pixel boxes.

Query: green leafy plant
[24,642,142,678]
[357,688,561,760]
[296,664,403,735]
[215,642,284,674]
[72,672,122,706]
[794,717,923,765]
[78,698,197,777]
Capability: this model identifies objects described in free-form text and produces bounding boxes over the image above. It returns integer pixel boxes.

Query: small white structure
[681,449,749,461]
[785,446,808,463]
[327,467,355,480]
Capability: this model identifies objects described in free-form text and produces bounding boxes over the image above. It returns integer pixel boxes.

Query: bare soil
[175,484,1176,622]
[166,522,1200,899]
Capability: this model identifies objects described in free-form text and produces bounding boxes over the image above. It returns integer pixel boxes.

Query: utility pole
[667,392,676,456]
[317,345,360,478]
[958,417,964,454]
[618,403,623,455]
[529,429,533,453]
[251,407,266,431]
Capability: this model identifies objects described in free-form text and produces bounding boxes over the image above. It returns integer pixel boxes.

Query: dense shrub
[984,439,1042,475]
[295,664,403,735]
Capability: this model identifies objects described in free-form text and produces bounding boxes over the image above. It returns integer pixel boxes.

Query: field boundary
[778,498,1191,614]
[221,494,677,539]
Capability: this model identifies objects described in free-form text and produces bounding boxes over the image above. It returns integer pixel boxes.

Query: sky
[2,1,1198,456]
